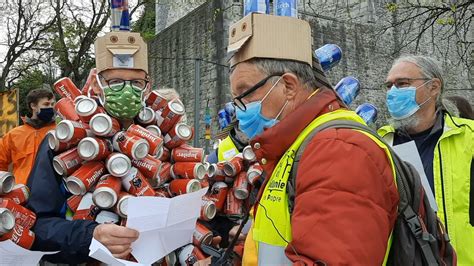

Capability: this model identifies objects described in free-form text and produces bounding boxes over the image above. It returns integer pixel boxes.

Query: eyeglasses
[97,74,149,91]
[233,73,283,111]
[383,78,430,90]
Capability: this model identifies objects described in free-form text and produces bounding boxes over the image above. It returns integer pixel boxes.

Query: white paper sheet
[88,238,147,266]
[126,188,208,265]
[392,141,438,211]
[0,240,58,266]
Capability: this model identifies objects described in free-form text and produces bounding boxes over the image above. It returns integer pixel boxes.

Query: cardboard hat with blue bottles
[94,31,148,73]
[227,13,313,68]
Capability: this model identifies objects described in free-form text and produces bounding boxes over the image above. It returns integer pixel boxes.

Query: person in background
[378,55,474,265]
[445,95,474,120]
[0,88,56,184]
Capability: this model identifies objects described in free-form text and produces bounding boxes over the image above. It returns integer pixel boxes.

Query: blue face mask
[386,81,431,120]
[236,77,288,139]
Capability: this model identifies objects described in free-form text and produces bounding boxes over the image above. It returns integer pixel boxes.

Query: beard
[389,112,421,131]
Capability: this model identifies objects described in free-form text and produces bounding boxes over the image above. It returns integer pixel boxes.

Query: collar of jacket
[249,87,344,169]
[25,116,55,129]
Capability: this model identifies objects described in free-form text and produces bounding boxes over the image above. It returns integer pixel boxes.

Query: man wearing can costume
[25,31,149,263]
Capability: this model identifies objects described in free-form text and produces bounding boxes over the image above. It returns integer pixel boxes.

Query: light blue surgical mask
[236,77,288,139]
[386,80,431,120]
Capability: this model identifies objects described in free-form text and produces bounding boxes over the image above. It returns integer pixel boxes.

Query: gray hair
[237,58,325,91]
[393,55,445,105]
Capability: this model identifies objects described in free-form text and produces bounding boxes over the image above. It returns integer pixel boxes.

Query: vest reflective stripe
[217,136,239,162]
[252,109,396,264]
[379,114,474,265]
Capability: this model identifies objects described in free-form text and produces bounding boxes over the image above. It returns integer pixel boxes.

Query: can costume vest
[249,109,396,265]
[217,136,239,162]
[378,114,474,265]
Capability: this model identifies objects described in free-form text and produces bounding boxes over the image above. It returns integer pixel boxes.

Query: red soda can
[154,162,172,188]
[171,145,205,163]
[65,161,106,195]
[233,171,249,200]
[136,107,156,126]
[78,137,113,161]
[105,152,132,177]
[3,184,29,205]
[75,97,105,123]
[0,198,36,229]
[145,125,162,137]
[0,208,15,235]
[209,182,228,212]
[212,162,226,182]
[53,77,82,101]
[169,179,201,196]
[242,145,257,162]
[146,90,169,112]
[154,186,171,198]
[156,99,185,134]
[55,120,92,145]
[112,132,150,160]
[193,222,213,248]
[92,174,122,209]
[223,154,244,177]
[73,193,100,221]
[200,197,217,221]
[47,130,74,153]
[81,68,98,95]
[67,194,83,212]
[0,224,35,249]
[164,123,193,149]
[90,113,121,137]
[115,191,134,218]
[95,210,120,224]
[158,147,170,162]
[131,155,163,183]
[127,124,164,157]
[54,98,80,121]
[171,162,206,180]
[0,171,15,194]
[121,167,156,196]
[247,163,263,185]
[225,190,244,218]
[53,148,84,177]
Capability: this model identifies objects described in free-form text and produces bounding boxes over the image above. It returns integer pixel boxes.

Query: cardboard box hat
[95,32,148,73]
[228,13,312,68]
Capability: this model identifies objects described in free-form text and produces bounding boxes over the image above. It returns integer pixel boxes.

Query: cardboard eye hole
[231,28,236,37]
[128,36,135,44]
[241,22,247,31]
[110,36,118,43]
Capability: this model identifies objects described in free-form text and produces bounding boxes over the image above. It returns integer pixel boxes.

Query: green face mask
[102,83,143,120]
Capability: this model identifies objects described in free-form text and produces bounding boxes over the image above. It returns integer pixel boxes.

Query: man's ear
[430,78,442,98]
[281,73,301,101]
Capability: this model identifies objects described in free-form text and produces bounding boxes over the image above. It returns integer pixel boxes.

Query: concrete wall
[149,0,473,146]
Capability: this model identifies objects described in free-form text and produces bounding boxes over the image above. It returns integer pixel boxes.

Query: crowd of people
[0,12,472,266]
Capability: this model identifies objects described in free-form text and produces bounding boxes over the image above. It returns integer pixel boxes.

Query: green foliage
[15,70,48,118]
[385,3,398,12]
[132,1,156,42]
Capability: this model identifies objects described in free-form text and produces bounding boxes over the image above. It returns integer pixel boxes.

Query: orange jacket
[0,122,55,184]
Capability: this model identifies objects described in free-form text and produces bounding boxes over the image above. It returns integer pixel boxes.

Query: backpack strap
[287,119,440,264]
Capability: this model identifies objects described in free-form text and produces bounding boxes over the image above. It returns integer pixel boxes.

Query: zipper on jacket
[438,144,449,235]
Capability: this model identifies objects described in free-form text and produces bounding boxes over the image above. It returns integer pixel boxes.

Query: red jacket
[250,88,399,265]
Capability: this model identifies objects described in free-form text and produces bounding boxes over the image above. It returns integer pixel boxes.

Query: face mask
[98,82,144,120]
[37,107,55,122]
[236,77,288,139]
[386,81,431,120]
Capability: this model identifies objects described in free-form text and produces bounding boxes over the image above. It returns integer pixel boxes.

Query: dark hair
[26,88,54,113]
[446,95,474,120]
